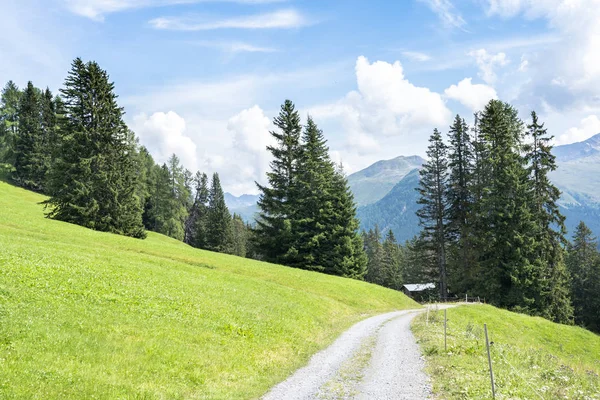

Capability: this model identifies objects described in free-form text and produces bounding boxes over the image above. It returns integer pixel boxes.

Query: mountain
[224,193,260,223]
[356,169,421,242]
[550,133,600,238]
[347,155,425,206]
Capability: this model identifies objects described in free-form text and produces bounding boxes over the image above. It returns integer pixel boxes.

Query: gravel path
[261,307,443,400]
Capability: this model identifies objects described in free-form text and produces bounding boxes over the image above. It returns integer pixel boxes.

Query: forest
[0,58,598,333]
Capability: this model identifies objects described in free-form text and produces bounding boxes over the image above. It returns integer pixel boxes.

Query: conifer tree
[14,81,45,190]
[381,229,403,290]
[45,58,145,238]
[185,171,209,248]
[567,221,600,331]
[476,100,536,309]
[230,214,249,257]
[0,81,21,168]
[255,100,303,263]
[322,165,367,278]
[292,116,336,270]
[364,226,384,284]
[417,128,449,299]
[163,154,190,241]
[446,115,477,294]
[524,111,572,323]
[206,173,233,252]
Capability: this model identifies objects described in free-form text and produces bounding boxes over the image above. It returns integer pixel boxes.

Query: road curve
[262,307,439,400]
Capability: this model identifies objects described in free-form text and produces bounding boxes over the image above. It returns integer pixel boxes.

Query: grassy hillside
[412,305,600,399]
[0,181,419,399]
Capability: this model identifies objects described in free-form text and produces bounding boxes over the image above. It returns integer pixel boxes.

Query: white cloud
[149,9,309,30]
[444,78,498,111]
[556,115,600,145]
[402,51,432,62]
[468,48,509,84]
[310,56,451,159]
[419,0,466,29]
[131,111,198,171]
[64,0,285,21]
[484,0,600,109]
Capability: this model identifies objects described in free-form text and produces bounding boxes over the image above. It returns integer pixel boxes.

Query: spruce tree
[364,226,384,285]
[206,173,233,252]
[230,214,249,257]
[0,81,21,168]
[381,229,403,290]
[446,115,477,295]
[45,58,145,238]
[417,128,449,299]
[524,111,572,323]
[14,81,45,190]
[476,100,536,310]
[185,171,209,248]
[255,100,302,264]
[322,165,367,278]
[292,116,337,270]
[567,222,600,331]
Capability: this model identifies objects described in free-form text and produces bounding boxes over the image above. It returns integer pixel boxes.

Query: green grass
[412,304,600,399]
[0,181,419,399]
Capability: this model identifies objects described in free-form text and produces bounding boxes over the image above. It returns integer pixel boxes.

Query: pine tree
[567,222,600,331]
[292,116,337,270]
[206,173,233,252]
[446,115,477,295]
[14,81,45,190]
[0,81,21,168]
[230,214,249,257]
[322,165,367,278]
[417,128,449,299]
[364,226,384,284]
[45,58,145,238]
[163,154,190,241]
[255,100,303,264]
[185,171,209,248]
[524,111,572,323]
[381,229,403,290]
[476,100,536,310]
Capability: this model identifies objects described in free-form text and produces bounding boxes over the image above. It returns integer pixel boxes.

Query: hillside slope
[0,182,418,399]
[413,305,600,399]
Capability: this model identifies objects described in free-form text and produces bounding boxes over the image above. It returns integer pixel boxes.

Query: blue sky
[2,0,600,194]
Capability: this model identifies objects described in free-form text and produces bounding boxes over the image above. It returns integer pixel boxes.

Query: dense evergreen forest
[1,58,598,332]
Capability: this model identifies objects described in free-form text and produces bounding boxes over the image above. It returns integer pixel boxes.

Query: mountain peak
[554,132,600,162]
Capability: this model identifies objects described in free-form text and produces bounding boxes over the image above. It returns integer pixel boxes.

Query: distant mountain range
[226,134,600,244]
[224,193,260,222]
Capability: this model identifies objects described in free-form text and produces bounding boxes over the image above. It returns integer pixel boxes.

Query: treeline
[413,99,600,331]
[0,58,248,256]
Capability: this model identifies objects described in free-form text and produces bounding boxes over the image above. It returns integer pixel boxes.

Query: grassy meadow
[0,181,419,399]
[412,304,600,399]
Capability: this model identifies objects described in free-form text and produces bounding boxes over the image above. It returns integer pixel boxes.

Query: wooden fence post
[484,323,496,399]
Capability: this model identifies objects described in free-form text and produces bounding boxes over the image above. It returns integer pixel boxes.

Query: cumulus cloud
[444,78,498,111]
[484,0,600,109]
[149,9,310,31]
[468,49,509,84]
[131,111,198,171]
[556,115,600,145]
[309,56,451,164]
[227,105,274,185]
